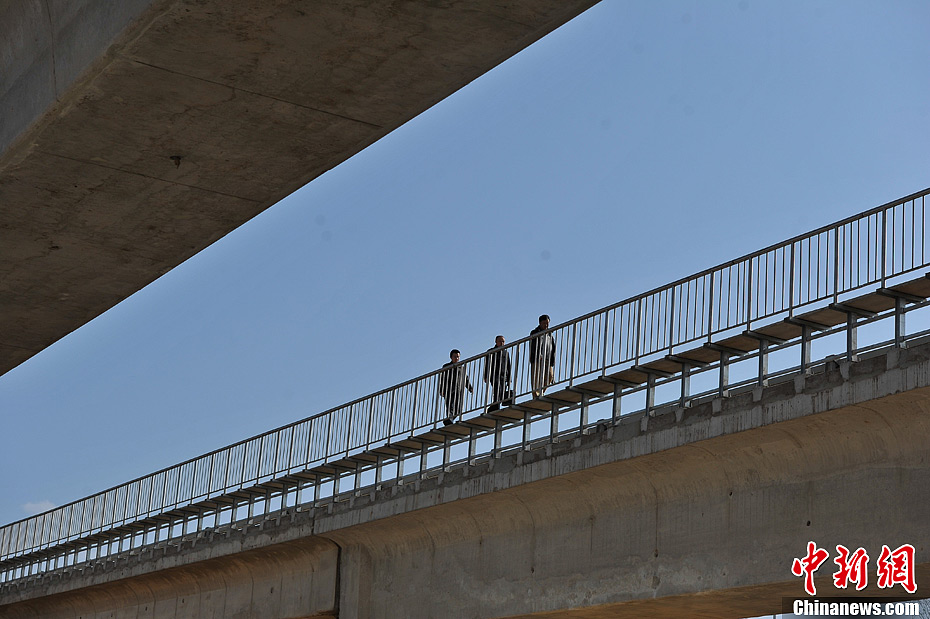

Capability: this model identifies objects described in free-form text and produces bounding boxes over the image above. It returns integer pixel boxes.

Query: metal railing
[2,186,929,585]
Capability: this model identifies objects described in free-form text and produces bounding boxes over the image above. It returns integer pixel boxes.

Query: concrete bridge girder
[0,0,597,376]
[327,402,929,618]
[0,537,340,618]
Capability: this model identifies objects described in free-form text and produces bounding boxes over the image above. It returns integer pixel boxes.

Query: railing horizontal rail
[2,186,929,572]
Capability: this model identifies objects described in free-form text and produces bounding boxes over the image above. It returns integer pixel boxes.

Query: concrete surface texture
[0,0,597,377]
[3,342,929,618]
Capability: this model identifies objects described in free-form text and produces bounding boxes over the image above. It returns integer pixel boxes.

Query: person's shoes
[443,418,453,426]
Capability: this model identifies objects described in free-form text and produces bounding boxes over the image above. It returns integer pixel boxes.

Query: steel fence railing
[2,186,929,583]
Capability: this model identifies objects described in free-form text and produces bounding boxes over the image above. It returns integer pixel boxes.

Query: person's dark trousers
[443,393,463,424]
[487,379,508,412]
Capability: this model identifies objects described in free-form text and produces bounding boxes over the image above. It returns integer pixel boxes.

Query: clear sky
[1,0,929,527]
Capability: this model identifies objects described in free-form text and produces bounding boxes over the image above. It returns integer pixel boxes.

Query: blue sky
[2,0,929,526]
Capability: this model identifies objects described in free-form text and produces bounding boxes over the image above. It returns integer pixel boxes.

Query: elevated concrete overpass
[5,6,930,612]
[2,340,930,617]
[3,189,930,617]
[0,0,597,376]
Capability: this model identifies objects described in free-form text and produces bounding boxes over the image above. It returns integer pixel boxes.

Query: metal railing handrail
[2,186,929,564]
[547,186,930,329]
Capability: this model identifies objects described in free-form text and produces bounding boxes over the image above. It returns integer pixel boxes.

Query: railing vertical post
[706,271,716,340]
[411,381,420,430]
[669,287,677,352]
[846,313,858,362]
[387,390,396,444]
[206,453,215,503]
[522,412,531,450]
[569,323,577,386]
[241,442,251,491]
[221,449,231,499]
[493,420,502,458]
[257,435,266,484]
[801,326,812,373]
[286,425,297,477]
[895,297,907,348]
[645,373,656,416]
[679,364,691,409]
[601,311,610,372]
[745,259,752,325]
[513,346,522,400]
[549,403,559,443]
[612,383,622,424]
[789,243,796,316]
[366,397,375,451]
[579,394,589,432]
[833,227,840,301]
[881,208,888,286]
[345,406,354,458]
[174,465,183,513]
[718,352,730,399]
[758,340,769,387]
[66,506,74,548]
[90,495,99,537]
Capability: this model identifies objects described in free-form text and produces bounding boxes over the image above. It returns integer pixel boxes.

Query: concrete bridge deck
[3,338,929,617]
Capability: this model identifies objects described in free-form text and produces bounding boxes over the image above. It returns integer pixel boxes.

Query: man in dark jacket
[483,335,512,412]
[530,314,555,398]
[439,349,473,425]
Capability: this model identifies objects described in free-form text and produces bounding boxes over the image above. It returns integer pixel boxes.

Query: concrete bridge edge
[3,345,930,617]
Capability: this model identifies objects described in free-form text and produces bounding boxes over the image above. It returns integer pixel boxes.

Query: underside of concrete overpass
[0,0,598,377]
[3,340,929,618]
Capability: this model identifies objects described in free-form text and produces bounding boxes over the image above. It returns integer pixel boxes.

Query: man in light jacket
[529,315,555,398]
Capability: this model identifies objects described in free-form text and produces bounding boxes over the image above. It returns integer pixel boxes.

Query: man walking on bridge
[530,315,556,398]
[440,349,473,425]
[484,335,512,412]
